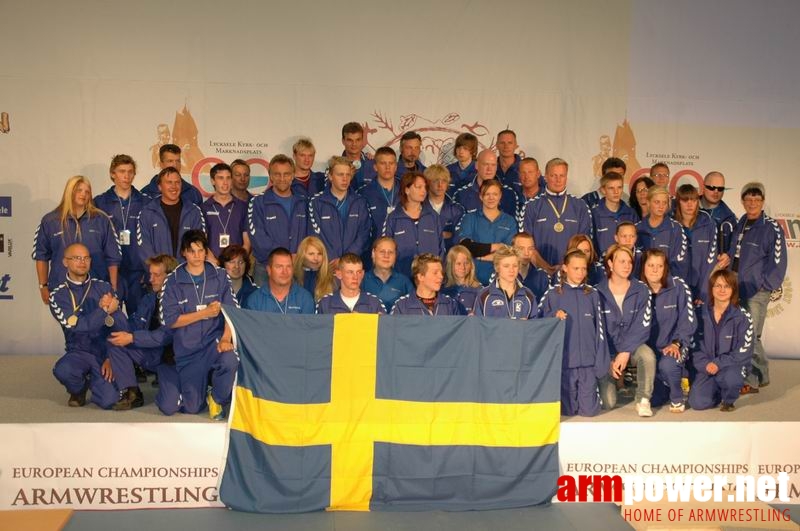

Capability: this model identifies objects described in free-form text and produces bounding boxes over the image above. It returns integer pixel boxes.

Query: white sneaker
[669,401,685,413]
[635,398,653,417]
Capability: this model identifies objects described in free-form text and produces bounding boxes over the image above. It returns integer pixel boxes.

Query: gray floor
[1,356,799,423]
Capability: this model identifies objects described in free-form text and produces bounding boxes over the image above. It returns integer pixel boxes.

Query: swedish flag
[219,309,564,512]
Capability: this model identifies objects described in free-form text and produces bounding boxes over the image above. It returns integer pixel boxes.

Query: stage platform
[1,355,799,526]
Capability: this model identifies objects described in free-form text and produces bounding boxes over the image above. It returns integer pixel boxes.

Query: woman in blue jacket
[455,179,517,284]
[640,249,697,413]
[688,270,753,412]
[673,184,719,303]
[441,245,483,315]
[292,236,335,303]
[596,244,655,416]
[567,234,606,286]
[636,186,688,280]
[539,249,610,417]
[474,245,537,319]
[382,171,444,278]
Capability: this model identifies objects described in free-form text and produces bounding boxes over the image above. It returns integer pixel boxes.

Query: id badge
[219,234,230,248]
[196,304,207,312]
[119,230,131,246]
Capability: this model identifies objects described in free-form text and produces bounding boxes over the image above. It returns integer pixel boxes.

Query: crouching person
[49,243,127,409]
[160,230,238,419]
[106,254,178,411]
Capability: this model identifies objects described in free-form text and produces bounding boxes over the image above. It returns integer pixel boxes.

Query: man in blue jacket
[701,171,737,257]
[94,154,149,314]
[245,247,315,314]
[308,157,371,262]
[248,154,308,286]
[137,167,205,263]
[362,237,414,312]
[391,253,461,315]
[358,147,400,241]
[48,243,127,409]
[141,144,203,206]
[159,230,238,419]
[396,130,426,179]
[317,253,386,314]
[106,254,178,411]
[729,182,788,393]
[454,149,519,217]
[591,171,639,256]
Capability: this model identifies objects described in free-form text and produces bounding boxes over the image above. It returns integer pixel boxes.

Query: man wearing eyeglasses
[700,171,737,253]
[728,182,787,394]
[48,243,129,409]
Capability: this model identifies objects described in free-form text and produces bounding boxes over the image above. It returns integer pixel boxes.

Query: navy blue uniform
[490,266,551,301]
[201,196,248,258]
[33,211,122,291]
[391,291,462,316]
[247,190,308,263]
[49,278,126,408]
[308,190,371,260]
[441,284,481,315]
[363,269,414,312]
[94,187,149,313]
[728,212,788,300]
[136,200,205,262]
[679,211,718,302]
[521,191,593,267]
[447,161,476,195]
[591,199,639,256]
[474,280,537,319]
[596,279,652,356]
[233,276,258,307]
[396,159,426,180]
[636,216,689,281]
[160,262,238,415]
[539,284,610,416]
[648,277,697,406]
[291,172,326,200]
[496,155,520,187]
[316,291,386,315]
[688,305,753,410]
[244,283,315,314]
[455,209,516,284]
[454,179,519,218]
[702,200,736,254]
[382,204,444,278]
[358,179,400,244]
[427,197,464,251]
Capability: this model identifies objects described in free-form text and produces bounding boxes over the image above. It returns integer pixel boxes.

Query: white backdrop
[1,0,798,357]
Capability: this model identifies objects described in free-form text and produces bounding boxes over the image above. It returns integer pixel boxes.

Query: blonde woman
[293,236,334,302]
[34,176,121,304]
[441,245,483,314]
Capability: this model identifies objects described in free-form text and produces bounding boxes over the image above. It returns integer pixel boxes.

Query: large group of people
[33,123,788,419]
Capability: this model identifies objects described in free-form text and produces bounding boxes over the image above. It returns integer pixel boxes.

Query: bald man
[701,171,737,253]
[453,149,519,217]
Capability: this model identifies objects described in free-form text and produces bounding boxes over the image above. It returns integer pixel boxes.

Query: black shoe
[68,386,87,407]
[720,402,735,412]
[151,374,159,388]
[135,366,148,383]
[112,387,144,411]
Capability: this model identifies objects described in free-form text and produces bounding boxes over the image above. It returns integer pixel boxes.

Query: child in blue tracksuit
[424,164,465,251]
[159,231,238,419]
[308,157,371,261]
[539,249,610,417]
[474,246,537,319]
[447,132,479,194]
[674,185,719,303]
[595,244,654,415]
[94,155,150,314]
[391,253,462,316]
[441,245,483,314]
[639,250,697,412]
[636,187,689,281]
[316,253,386,315]
[688,270,753,412]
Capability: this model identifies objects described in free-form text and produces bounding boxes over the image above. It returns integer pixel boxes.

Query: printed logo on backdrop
[0,196,11,217]
[0,273,13,301]
[767,278,793,319]
[362,111,511,165]
[596,119,703,194]
[0,112,9,134]
[148,105,269,197]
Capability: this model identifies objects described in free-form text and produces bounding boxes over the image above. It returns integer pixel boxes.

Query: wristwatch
[39,283,48,289]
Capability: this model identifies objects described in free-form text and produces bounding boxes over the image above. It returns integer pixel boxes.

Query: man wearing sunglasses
[701,171,737,253]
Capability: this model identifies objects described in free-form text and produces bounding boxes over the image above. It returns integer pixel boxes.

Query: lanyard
[271,293,288,314]
[545,194,569,228]
[188,268,207,307]
[380,184,396,206]
[67,279,92,314]
[116,194,131,229]
[211,200,234,235]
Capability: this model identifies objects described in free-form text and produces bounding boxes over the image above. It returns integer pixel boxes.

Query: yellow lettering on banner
[229,313,560,511]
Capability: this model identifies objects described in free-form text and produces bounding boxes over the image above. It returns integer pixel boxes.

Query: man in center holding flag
[219,304,565,512]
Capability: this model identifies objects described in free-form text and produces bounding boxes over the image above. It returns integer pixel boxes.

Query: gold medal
[545,194,569,235]
[104,314,114,327]
[554,222,564,233]
[67,315,78,327]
